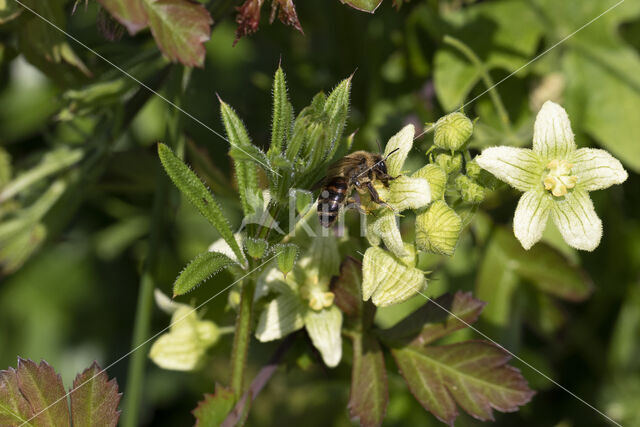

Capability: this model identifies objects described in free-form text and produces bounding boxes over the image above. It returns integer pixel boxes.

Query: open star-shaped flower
[476,101,628,251]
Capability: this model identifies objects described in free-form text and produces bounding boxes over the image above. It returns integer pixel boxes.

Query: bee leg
[366,182,397,214]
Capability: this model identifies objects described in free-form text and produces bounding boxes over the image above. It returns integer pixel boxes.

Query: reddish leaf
[379,291,486,346]
[349,333,388,427]
[16,358,69,427]
[0,368,33,425]
[193,384,236,426]
[330,256,363,318]
[392,341,534,425]
[98,0,212,67]
[269,0,303,34]
[70,362,121,427]
[234,0,264,45]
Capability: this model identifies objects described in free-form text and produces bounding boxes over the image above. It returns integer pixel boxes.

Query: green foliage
[192,384,235,426]
[0,359,120,427]
[173,251,236,297]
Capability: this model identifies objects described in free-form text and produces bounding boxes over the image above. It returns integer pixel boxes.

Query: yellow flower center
[543,159,577,197]
[300,284,335,311]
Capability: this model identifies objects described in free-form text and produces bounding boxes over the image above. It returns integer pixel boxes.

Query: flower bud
[433,112,473,151]
[436,152,463,175]
[245,237,268,259]
[455,175,485,204]
[415,200,462,256]
[276,243,298,277]
[413,164,447,200]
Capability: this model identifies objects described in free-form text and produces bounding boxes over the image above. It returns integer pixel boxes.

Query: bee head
[374,148,399,177]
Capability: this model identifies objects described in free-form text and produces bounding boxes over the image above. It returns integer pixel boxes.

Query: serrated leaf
[16,358,69,427]
[70,362,121,427]
[0,368,33,426]
[392,341,534,425]
[193,384,235,427]
[173,251,235,296]
[158,143,246,267]
[379,292,486,347]
[98,0,212,67]
[349,333,388,427]
[340,0,382,13]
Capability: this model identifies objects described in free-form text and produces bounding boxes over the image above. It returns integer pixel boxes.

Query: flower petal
[475,147,543,192]
[571,148,628,191]
[551,190,602,251]
[533,101,576,159]
[513,190,552,250]
[255,291,305,342]
[388,176,431,211]
[305,305,343,367]
[362,246,426,307]
[383,124,415,176]
[368,211,406,257]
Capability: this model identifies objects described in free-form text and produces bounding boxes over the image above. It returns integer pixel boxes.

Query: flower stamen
[543,159,577,197]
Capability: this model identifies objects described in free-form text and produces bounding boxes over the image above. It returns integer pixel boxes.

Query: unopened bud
[455,175,485,204]
[415,200,462,256]
[436,152,463,175]
[413,164,447,200]
[433,112,473,151]
[276,243,298,277]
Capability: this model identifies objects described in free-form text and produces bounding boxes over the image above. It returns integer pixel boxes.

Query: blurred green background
[0,0,639,425]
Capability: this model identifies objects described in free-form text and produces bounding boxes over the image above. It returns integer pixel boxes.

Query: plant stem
[229,270,257,400]
[443,35,512,133]
[121,65,188,427]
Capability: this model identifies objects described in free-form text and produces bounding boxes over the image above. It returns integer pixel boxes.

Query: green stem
[443,35,512,132]
[230,270,257,399]
[121,65,188,427]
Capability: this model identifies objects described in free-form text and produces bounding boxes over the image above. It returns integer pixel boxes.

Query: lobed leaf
[70,362,121,427]
[193,384,236,426]
[173,251,236,297]
[349,333,388,427]
[392,341,534,425]
[98,0,212,67]
[16,358,69,427]
[158,143,246,267]
[379,292,486,347]
[0,368,32,426]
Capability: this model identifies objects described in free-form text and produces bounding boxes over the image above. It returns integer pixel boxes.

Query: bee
[316,149,399,228]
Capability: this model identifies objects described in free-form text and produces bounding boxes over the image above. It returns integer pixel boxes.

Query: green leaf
[158,143,246,267]
[392,341,534,425]
[432,0,543,110]
[268,66,293,158]
[379,292,485,347]
[340,0,383,13]
[330,256,364,318]
[0,368,32,426]
[16,358,69,427]
[349,333,388,427]
[173,251,236,296]
[322,76,352,160]
[98,0,212,67]
[192,384,236,426]
[70,362,121,427]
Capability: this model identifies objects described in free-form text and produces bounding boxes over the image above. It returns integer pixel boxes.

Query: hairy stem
[230,270,257,400]
[443,35,512,132]
[121,65,188,427]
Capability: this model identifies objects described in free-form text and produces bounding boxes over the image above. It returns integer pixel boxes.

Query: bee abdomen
[317,177,348,227]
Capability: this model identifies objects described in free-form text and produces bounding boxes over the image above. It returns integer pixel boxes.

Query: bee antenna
[383,147,400,161]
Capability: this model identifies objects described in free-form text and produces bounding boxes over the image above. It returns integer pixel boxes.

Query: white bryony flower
[149,290,221,371]
[366,124,431,257]
[476,101,628,251]
[254,237,343,367]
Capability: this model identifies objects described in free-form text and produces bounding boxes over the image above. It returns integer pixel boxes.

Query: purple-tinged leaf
[234,0,263,45]
[340,0,383,13]
[349,333,388,427]
[330,256,363,318]
[97,0,147,34]
[0,368,33,426]
[16,358,69,427]
[392,341,535,425]
[98,0,212,67]
[269,0,303,34]
[193,384,236,426]
[70,362,121,427]
[379,291,486,347]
